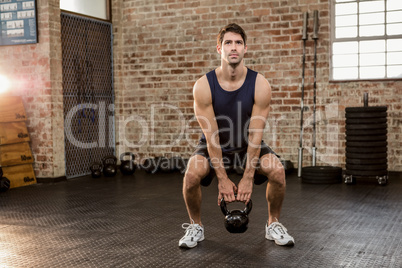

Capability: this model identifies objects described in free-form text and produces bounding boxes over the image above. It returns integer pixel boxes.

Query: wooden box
[0,122,30,145]
[0,96,27,123]
[0,142,34,166]
[2,164,36,188]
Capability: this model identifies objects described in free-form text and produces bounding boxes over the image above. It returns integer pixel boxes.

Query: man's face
[218,32,247,66]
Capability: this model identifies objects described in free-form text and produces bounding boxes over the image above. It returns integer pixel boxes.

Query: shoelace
[269,222,288,235]
[182,222,199,236]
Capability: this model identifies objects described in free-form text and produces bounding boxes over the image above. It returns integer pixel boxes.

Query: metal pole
[363,92,369,107]
[298,12,308,177]
[312,10,319,167]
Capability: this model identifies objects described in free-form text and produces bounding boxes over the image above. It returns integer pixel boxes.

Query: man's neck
[219,61,246,82]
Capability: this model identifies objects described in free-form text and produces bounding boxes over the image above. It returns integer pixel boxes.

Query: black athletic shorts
[192,141,279,170]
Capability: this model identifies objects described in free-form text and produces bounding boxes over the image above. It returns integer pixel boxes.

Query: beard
[226,55,242,68]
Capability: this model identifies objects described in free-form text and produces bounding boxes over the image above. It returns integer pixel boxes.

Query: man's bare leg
[182,154,210,225]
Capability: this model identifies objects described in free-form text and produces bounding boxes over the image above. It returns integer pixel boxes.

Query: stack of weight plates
[344,106,388,185]
[301,166,342,184]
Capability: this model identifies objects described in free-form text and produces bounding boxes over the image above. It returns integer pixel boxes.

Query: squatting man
[179,23,294,248]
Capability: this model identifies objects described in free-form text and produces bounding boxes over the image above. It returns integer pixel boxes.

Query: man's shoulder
[193,74,213,103]
[194,74,209,90]
[255,72,270,88]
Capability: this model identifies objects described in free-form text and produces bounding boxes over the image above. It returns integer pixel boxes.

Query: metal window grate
[61,13,114,178]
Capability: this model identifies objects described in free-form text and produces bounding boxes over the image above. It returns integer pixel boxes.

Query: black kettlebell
[280,159,294,175]
[141,158,158,174]
[176,158,188,174]
[120,152,136,175]
[90,162,103,178]
[0,177,10,193]
[220,197,252,233]
[159,157,172,173]
[102,155,117,177]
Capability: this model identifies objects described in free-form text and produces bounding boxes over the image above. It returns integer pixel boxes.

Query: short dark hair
[217,23,247,46]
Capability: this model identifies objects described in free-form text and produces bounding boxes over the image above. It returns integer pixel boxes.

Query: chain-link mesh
[61,13,114,178]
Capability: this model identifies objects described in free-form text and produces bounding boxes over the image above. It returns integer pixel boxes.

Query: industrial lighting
[0,75,11,93]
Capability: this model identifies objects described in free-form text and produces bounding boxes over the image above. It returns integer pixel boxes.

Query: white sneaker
[179,222,204,248]
[265,221,294,246]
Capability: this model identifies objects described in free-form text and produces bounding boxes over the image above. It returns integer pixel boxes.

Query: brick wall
[0,0,64,178]
[112,0,402,171]
[0,0,400,178]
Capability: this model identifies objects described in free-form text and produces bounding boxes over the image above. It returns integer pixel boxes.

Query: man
[179,23,294,249]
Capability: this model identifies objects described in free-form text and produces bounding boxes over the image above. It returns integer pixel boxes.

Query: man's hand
[217,177,237,205]
[236,177,253,204]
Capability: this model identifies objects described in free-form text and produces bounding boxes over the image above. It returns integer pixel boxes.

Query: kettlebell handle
[90,162,103,171]
[220,198,230,216]
[102,155,117,165]
[120,152,135,162]
[244,199,252,215]
[220,197,253,216]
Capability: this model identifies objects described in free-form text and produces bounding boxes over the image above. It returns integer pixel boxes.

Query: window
[331,0,402,80]
[60,0,110,21]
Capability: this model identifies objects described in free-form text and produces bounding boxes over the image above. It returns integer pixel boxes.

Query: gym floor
[1,169,401,267]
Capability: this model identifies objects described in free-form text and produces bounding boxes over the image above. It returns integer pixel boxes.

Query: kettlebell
[102,155,117,177]
[120,152,136,175]
[0,177,10,193]
[90,162,103,178]
[141,158,158,174]
[220,197,252,233]
[159,157,173,173]
[174,157,188,174]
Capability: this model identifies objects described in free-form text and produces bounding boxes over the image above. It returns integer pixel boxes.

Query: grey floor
[0,169,401,267]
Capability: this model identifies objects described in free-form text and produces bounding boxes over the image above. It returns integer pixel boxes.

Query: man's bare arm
[193,76,237,203]
[237,74,271,203]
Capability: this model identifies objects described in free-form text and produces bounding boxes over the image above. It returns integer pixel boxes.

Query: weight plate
[345,123,387,130]
[346,152,387,159]
[343,174,356,185]
[346,118,387,124]
[345,106,387,113]
[346,141,387,147]
[346,129,387,136]
[346,147,387,154]
[302,166,342,175]
[346,158,387,165]
[301,166,342,184]
[345,164,388,171]
[301,172,341,179]
[346,135,387,142]
[301,177,342,184]
[345,169,387,177]
[345,112,387,119]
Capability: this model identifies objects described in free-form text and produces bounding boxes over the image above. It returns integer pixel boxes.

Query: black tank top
[200,68,258,153]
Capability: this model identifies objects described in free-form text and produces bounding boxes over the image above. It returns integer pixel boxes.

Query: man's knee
[270,165,286,184]
[183,170,201,190]
[259,155,286,185]
[183,155,210,190]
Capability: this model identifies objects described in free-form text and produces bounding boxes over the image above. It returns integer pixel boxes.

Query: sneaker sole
[179,236,204,249]
[275,240,294,246]
[266,234,294,246]
[179,242,197,249]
